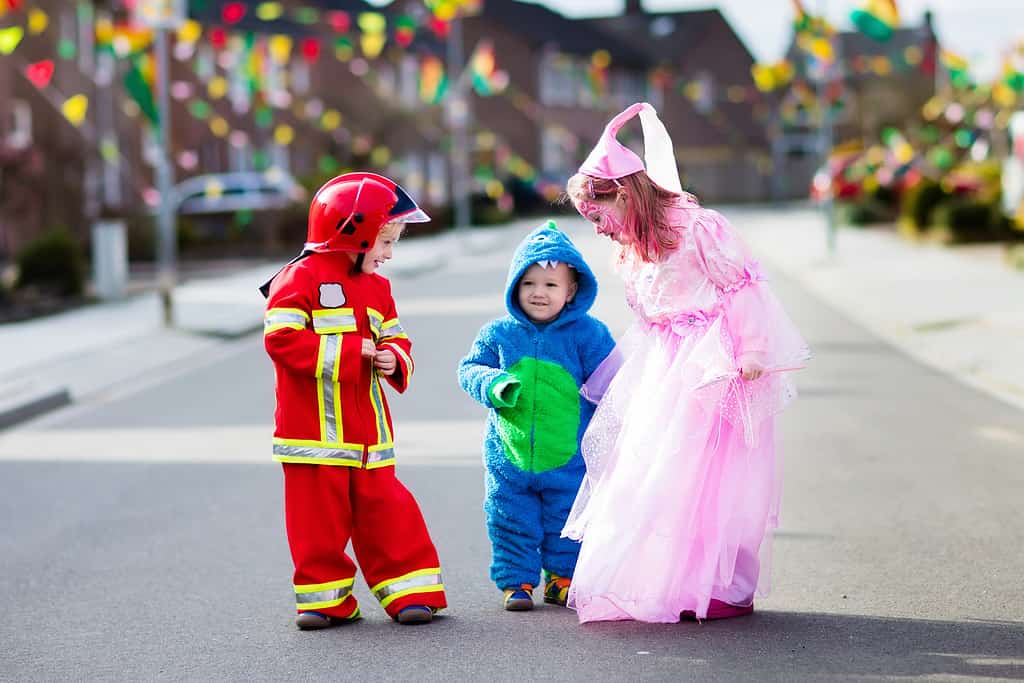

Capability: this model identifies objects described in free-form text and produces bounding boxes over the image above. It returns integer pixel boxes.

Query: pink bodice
[620,201,763,326]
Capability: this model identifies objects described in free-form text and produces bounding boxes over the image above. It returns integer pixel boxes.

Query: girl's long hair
[566,171,684,263]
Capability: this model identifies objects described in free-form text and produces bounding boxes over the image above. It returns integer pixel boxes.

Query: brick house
[587,1,772,202]
[773,12,940,198]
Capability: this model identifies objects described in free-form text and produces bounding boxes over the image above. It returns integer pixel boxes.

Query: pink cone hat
[578,102,683,194]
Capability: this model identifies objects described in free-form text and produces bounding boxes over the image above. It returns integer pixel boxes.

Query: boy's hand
[361,338,377,359]
[374,348,397,375]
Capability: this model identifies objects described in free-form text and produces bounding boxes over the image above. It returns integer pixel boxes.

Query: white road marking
[0,419,486,465]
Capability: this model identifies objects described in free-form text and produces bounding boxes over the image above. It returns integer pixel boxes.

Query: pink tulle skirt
[563,313,802,623]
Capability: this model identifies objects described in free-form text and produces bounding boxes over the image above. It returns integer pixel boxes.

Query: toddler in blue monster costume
[458,220,614,611]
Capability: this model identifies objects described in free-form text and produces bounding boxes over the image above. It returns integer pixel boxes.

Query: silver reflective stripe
[296,584,352,605]
[374,572,442,602]
[368,374,389,443]
[321,335,340,442]
[314,313,356,330]
[369,317,383,339]
[273,443,363,462]
[265,311,307,328]
[381,322,405,338]
[367,447,395,464]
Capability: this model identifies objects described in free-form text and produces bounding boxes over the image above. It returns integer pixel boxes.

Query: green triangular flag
[124,59,159,127]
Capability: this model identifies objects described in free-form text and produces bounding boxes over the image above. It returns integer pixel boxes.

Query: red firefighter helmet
[305,172,430,253]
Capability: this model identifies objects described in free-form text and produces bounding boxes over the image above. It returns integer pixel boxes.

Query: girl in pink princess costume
[561,103,811,623]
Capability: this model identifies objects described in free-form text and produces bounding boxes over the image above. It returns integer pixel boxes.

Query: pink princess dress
[562,196,811,623]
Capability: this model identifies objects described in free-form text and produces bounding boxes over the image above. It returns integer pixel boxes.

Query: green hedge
[900,179,950,230]
[931,198,1016,243]
[16,229,86,296]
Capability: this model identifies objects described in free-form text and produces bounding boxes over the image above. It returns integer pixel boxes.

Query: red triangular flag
[25,59,54,88]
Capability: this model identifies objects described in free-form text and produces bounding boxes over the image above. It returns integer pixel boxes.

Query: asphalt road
[1,216,1022,682]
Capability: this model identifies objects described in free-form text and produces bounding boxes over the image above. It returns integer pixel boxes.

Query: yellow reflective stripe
[384,343,414,378]
[367,445,395,468]
[379,584,445,608]
[365,457,396,470]
[265,323,303,334]
[274,437,365,448]
[273,439,363,464]
[275,455,363,467]
[381,318,408,340]
[367,373,390,444]
[264,308,309,334]
[268,307,310,321]
[295,577,355,610]
[314,334,343,443]
[371,568,444,608]
[296,577,355,593]
[316,336,328,441]
[367,308,384,341]
[313,308,357,334]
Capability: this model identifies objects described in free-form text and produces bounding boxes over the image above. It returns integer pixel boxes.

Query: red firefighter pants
[282,463,447,618]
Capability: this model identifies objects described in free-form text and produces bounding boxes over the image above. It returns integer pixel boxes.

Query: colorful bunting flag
[61,94,89,127]
[850,0,900,42]
[24,59,54,88]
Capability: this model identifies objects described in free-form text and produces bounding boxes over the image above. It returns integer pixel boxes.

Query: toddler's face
[360,223,403,274]
[517,262,577,324]
[575,197,629,244]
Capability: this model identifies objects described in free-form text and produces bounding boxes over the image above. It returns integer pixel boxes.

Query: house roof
[587,8,766,146]
[475,0,652,69]
[587,9,734,67]
[837,23,937,59]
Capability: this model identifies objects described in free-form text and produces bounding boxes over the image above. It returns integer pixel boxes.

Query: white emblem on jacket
[318,283,346,308]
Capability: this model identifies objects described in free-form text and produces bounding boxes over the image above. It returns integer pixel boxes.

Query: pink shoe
[681,599,754,621]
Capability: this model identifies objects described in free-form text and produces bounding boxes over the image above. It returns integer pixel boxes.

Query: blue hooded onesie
[458,221,615,589]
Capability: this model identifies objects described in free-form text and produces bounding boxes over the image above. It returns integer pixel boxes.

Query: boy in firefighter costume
[457,221,614,610]
[261,172,447,630]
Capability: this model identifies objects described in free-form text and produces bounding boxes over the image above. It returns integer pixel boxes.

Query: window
[427,152,447,205]
[401,152,425,197]
[539,51,577,107]
[291,61,310,96]
[541,125,572,175]
[59,7,76,90]
[230,139,249,172]
[230,51,252,114]
[612,71,647,109]
[375,63,397,100]
[5,100,32,150]
[694,71,715,115]
[77,2,94,74]
[271,143,290,173]
[399,56,420,109]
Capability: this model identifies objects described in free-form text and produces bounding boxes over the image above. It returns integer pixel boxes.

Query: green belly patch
[496,357,580,473]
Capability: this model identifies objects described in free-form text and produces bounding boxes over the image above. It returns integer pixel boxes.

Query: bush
[931,199,1008,243]
[15,228,86,296]
[836,199,891,226]
[1007,243,1024,271]
[900,179,949,231]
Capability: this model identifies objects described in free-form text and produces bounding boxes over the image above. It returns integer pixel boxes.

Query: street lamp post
[154,26,176,326]
[446,15,472,231]
[812,0,838,258]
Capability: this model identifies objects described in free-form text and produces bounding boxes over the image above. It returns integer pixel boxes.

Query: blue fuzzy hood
[504,221,598,327]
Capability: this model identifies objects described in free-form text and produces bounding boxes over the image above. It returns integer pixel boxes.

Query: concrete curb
[0,385,72,430]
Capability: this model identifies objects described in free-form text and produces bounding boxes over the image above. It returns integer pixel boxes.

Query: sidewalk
[1,207,1022,429]
[0,224,519,429]
[726,204,1024,413]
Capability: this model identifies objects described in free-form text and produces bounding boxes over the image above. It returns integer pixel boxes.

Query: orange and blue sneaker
[543,572,571,606]
[503,584,534,611]
[295,606,362,630]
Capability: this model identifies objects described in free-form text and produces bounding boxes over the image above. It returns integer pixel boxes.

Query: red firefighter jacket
[263,251,414,468]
